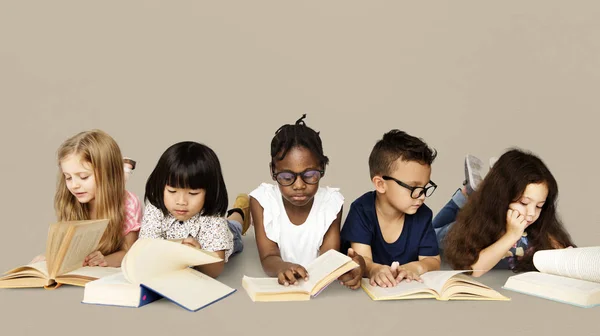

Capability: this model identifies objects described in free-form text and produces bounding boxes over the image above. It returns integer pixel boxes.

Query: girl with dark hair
[249,114,365,289]
[139,141,249,278]
[434,148,575,277]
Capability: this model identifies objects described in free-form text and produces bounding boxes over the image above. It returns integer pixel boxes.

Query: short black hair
[270,114,329,170]
[368,129,437,178]
[145,141,228,217]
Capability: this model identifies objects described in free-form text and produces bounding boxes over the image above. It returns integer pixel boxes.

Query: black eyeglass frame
[270,165,325,187]
[381,175,437,199]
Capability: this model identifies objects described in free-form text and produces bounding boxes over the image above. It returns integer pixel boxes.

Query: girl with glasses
[249,115,365,289]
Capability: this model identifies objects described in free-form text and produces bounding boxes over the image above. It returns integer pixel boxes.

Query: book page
[533,246,600,283]
[303,249,353,291]
[55,220,110,277]
[242,276,309,294]
[504,271,600,307]
[45,222,73,275]
[123,238,223,285]
[21,261,49,277]
[420,270,470,294]
[142,268,235,311]
[85,271,131,285]
[60,266,121,279]
[511,272,600,292]
[361,278,436,299]
[0,261,49,280]
[0,277,49,288]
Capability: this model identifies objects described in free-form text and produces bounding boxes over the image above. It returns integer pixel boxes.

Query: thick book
[0,219,121,289]
[82,238,237,311]
[502,246,600,308]
[242,249,359,302]
[361,270,510,301]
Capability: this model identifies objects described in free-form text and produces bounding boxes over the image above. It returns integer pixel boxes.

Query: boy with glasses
[340,130,441,288]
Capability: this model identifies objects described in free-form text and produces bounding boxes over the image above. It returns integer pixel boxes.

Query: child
[249,114,365,289]
[434,148,576,277]
[32,130,142,267]
[340,130,441,288]
[138,141,250,279]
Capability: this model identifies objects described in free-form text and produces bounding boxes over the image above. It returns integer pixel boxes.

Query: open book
[361,270,510,301]
[0,220,121,289]
[503,246,600,308]
[82,238,236,311]
[242,249,359,302]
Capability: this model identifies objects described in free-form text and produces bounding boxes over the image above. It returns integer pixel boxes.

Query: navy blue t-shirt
[340,191,440,266]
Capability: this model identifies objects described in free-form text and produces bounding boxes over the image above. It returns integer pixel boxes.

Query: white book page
[143,268,234,311]
[533,246,600,283]
[303,249,351,291]
[62,266,121,279]
[123,238,222,285]
[419,270,470,294]
[85,272,131,286]
[243,276,309,294]
[361,278,433,298]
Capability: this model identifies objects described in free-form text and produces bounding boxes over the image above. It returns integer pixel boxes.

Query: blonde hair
[54,129,126,255]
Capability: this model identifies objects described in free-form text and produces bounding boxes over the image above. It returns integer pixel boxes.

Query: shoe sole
[465,154,484,193]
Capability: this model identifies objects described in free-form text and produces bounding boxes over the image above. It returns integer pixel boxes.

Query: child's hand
[83,251,108,267]
[337,248,366,290]
[277,263,309,286]
[506,209,527,238]
[30,254,46,264]
[182,237,201,249]
[392,262,423,283]
[369,264,398,288]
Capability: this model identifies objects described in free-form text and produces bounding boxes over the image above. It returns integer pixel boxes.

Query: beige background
[0,1,598,335]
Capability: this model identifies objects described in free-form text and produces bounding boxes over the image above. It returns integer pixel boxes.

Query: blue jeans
[432,188,467,253]
[227,219,244,256]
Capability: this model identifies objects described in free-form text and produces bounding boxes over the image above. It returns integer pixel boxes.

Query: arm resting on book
[471,231,521,277]
[400,255,441,276]
[351,242,399,287]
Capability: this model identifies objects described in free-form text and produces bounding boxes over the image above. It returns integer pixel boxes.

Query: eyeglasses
[382,176,437,199]
[272,169,324,186]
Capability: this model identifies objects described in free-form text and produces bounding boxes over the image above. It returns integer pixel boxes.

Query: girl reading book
[138,141,250,278]
[433,148,576,277]
[32,129,143,267]
[249,114,366,289]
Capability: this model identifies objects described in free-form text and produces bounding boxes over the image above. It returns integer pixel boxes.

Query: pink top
[123,190,142,235]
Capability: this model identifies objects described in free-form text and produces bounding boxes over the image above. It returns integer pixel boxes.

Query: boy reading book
[340,130,441,287]
[0,220,121,289]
